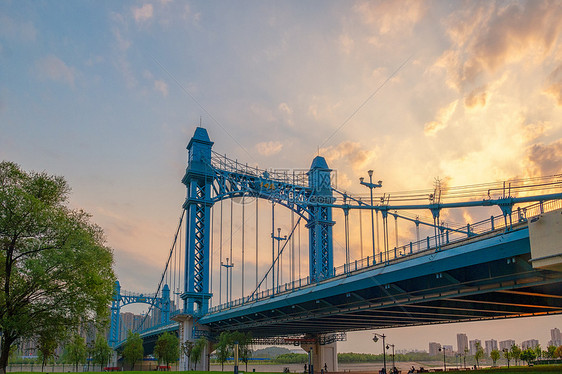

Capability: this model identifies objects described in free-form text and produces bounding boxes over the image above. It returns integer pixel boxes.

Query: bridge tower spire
[307,156,335,281]
[181,127,214,315]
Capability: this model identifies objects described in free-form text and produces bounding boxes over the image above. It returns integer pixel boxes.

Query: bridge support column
[174,315,211,371]
[109,281,121,349]
[301,338,338,374]
[306,156,335,282]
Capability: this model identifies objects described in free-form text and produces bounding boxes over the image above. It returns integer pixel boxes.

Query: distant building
[469,339,482,355]
[521,339,539,350]
[457,333,468,353]
[499,339,516,351]
[429,342,441,356]
[485,339,498,355]
[549,328,562,347]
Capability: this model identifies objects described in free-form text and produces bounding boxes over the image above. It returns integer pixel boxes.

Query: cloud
[525,140,562,176]
[339,34,354,55]
[464,86,487,108]
[424,100,458,136]
[320,141,376,172]
[256,141,283,156]
[544,63,562,105]
[438,1,562,91]
[154,79,168,97]
[35,55,76,86]
[133,4,154,23]
[0,15,37,42]
[278,102,294,127]
[354,0,426,36]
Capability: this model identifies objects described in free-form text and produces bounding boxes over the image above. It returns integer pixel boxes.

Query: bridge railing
[208,199,561,314]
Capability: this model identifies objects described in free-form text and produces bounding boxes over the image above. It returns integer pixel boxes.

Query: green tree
[231,331,253,371]
[92,334,112,371]
[0,161,115,374]
[490,349,500,366]
[37,331,60,372]
[181,340,194,370]
[215,331,232,371]
[123,331,144,370]
[66,334,87,372]
[474,341,484,368]
[546,345,557,358]
[154,332,179,368]
[520,348,536,365]
[191,337,207,371]
[534,344,542,360]
[510,345,522,366]
[554,345,562,358]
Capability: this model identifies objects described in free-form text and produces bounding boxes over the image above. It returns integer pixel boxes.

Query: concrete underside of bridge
[199,224,562,337]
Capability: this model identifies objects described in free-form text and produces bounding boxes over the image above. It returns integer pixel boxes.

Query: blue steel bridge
[110,127,562,369]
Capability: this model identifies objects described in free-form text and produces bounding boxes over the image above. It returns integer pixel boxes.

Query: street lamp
[271,228,287,293]
[373,333,386,374]
[221,257,234,304]
[439,346,447,372]
[360,171,382,261]
[386,344,395,373]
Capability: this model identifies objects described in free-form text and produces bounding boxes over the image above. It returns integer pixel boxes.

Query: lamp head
[359,177,364,183]
[368,170,373,177]
[373,336,378,343]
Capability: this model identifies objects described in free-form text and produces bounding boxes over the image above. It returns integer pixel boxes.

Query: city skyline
[2,0,562,353]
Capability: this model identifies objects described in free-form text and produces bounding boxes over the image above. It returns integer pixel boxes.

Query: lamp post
[221,258,234,304]
[439,346,447,372]
[373,333,386,374]
[271,228,287,292]
[234,341,239,374]
[386,344,395,373]
[360,171,382,261]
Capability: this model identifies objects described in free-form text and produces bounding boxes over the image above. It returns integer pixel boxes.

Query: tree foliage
[65,334,87,372]
[215,332,232,371]
[191,337,207,371]
[510,344,522,366]
[181,340,194,370]
[92,334,112,370]
[0,161,115,373]
[490,349,500,366]
[154,332,179,367]
[473,341,484,368]
[123,331,144,370]
[520,348,537,364]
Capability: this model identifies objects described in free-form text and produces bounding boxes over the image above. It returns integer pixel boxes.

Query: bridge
[110,126,562,371]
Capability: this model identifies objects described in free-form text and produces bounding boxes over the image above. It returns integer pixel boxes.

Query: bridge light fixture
[360,170,383,261]
[372,333,386,373]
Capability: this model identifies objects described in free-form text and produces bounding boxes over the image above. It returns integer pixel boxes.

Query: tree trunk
[0,334,15,374]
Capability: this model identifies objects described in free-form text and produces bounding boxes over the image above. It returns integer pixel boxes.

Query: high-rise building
[484,339,498,355]
[522,339,539,350]
[443,345,454,356]
[500,339,516,351]
[429,342,441,356]
[550,328,562,347]
[457,333,468,353]
[469,339,482,355]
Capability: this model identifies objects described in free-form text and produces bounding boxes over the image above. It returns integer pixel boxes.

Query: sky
[2,0,562,353]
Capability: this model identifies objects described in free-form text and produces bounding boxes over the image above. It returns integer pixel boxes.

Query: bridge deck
[198,224,562,337]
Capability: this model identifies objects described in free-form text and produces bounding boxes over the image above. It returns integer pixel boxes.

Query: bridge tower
[181,127,214,315]
[307,156,335,281]
[176,127,214,371]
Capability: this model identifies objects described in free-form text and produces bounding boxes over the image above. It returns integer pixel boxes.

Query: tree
[546,345,557,358]
[37,331,60,372]
[510,345,522,366]
[92,334,112,371]
[154,332,179,368]
[534,345,542,360]
[474,341,484,368]
[66,334,87,372]
[0,161,115,374]
[554,345,562,358]
[520,348,536,365]
[191,337,207,371]
[490,349,500,366]
[123,331,144,370]
[181,340,194,370]
[215,331,232,371]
